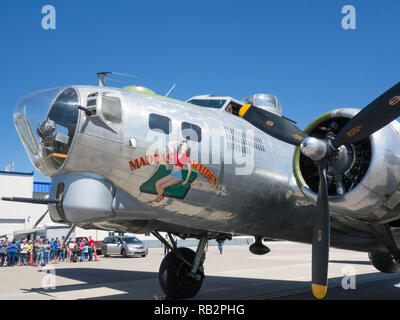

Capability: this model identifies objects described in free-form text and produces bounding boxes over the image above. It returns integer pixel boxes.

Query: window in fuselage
[149,113,171,135]
[181,122,202,142]
[102,96,122,124]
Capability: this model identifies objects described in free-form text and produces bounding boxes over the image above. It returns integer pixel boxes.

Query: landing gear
[249,236,271,255]
[152,232,207,299]
[368,252,400,273]
[159,247,205,299]
[369,224,400,273]
[368,251,400,273]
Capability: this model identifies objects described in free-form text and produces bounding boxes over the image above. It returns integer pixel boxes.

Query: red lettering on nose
[192,161,199,170]
[140,157,147,167]
[129,161,136,170]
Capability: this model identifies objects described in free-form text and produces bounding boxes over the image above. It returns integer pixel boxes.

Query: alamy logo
[42,5,56,30]
[41,265,56,290]
[341,265,356,290]
[341,5,356,30]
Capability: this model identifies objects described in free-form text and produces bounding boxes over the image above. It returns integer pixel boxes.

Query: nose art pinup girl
[149,140,192,204]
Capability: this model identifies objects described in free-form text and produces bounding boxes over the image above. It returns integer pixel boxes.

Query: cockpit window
[102,95,122,124]
[187,99,227,109]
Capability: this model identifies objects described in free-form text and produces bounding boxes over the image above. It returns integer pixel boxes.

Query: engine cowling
[293,108,400,224]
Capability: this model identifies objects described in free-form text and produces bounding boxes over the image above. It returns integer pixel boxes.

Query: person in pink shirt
[149,141,192,204]
[79,239,86,262]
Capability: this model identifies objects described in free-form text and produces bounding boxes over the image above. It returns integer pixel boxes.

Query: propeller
[332,82,400,148]
[239,104,308,146]
[239,82,400,299]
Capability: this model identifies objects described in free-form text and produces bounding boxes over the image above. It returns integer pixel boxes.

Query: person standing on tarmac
[49,238,55,261]
[19,239,29,266]
[59,237,66,262]
[0,240,7,266]
[42,239,51,265]
[35,238,44,266]
[68,240,75,262]
[88,236,95,261]
[53,239,61,263]
[7,239,18,266]
[217,240,224,255]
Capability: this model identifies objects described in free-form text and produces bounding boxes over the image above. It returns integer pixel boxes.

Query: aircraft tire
[159,247,204,299]
[368,251,400,273]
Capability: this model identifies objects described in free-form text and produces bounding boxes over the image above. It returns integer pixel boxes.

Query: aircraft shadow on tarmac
[18,267,400,300]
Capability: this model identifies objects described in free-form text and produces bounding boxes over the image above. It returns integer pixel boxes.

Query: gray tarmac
[0,241,399,300]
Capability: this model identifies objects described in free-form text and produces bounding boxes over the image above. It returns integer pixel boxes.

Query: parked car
[75,236,102,254]
[101,236,148,258]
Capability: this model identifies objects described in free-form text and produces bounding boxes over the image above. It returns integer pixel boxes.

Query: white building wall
[0,172,34,236]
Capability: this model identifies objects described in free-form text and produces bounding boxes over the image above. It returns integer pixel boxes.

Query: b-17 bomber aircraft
[3,73,400,299]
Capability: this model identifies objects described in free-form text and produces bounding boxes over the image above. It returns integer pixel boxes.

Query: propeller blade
[239,104,308,146]
[332,82,400,148]
[61,224,76,248]
[311,163,331,299]
[33,210,48,229]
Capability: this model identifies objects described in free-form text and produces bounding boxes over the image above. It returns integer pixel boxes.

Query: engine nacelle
[293,108,400,224]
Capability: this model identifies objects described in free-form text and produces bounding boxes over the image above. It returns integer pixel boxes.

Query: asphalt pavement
[0,241,399,300]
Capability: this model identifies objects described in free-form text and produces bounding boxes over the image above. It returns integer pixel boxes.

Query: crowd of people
[0,236,97,267]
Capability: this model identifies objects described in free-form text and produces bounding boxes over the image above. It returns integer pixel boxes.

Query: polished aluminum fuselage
[63,86,306,238]
[17,85,400,252]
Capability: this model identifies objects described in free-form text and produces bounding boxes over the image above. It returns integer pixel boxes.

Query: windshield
[187,99,227,109]
[122,237,141,244]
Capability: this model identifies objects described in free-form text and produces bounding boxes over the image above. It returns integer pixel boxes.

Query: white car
[101,236,148,258]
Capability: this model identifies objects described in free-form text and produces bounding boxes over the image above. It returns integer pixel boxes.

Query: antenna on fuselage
[165,84,176,97]
[97,72,109,87]
[96,72,139,87]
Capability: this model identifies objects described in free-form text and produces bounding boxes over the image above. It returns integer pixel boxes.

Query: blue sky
[0,0,399,182]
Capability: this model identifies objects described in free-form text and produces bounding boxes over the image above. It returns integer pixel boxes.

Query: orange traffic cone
[94,249,98,261]
[29,252,33,265]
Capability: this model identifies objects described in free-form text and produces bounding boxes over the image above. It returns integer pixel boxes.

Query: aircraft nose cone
[14,87,79,175]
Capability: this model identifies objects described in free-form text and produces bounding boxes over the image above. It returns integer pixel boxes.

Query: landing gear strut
[152,232,207,299]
